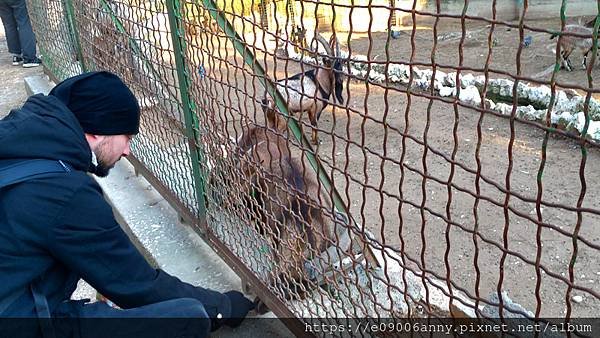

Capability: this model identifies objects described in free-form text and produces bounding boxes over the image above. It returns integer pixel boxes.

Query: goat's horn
[315,33,334,57]
[328,34,341,57]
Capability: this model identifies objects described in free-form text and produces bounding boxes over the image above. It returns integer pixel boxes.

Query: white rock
[444,72,457,87]
[458,85,481,106]
[490,79,515,97]
[494,103,514,115]
[433,79,445,91]
[516,105,543,121]
[419,69,433,83]
[585,120,600,141]
[460,73,476,88]
[411,66,421,78]
[368,70,386,82]
[484,98,496,110]
[574,112,588,133]
[589,99,600,120]
[414,77,430,90]
[527,85,552,107]
[551,110,575,126]
[439,86,456,97]
[474,75,486,89]
[572,295,584,303]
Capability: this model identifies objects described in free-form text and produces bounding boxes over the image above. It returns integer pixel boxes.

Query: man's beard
[91,144,116,177]
[92,160,114,177]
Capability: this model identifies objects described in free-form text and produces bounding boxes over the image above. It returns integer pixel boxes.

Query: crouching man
[0,71,254,338]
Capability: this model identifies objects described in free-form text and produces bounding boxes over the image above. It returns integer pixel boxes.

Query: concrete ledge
[97,159,290,337]
[24,75,291,337]
[24,74,53,96]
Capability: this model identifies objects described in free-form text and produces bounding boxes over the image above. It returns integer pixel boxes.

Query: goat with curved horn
[262,32,345,145]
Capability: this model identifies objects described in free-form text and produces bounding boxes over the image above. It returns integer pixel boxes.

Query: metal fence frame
[26,0,600,335]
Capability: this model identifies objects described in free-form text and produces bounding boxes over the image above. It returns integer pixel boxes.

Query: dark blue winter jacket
[0,95,230,324]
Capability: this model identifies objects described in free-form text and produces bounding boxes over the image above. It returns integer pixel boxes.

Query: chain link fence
[27,0,600,335]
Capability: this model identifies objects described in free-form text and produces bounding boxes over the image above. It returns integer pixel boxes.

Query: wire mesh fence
[26,0,600,334]
[27,0,82,78]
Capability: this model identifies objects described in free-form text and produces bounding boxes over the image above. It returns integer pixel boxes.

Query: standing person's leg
[0,2,23,64]
[11,0,39,65]
[53,298,211,338]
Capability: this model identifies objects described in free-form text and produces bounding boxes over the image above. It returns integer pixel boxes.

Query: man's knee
[172,298,209,319]
[13,6,31,27]
[169,298,211,338]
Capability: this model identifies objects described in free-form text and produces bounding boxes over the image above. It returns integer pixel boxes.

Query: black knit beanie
[49,71,140,135]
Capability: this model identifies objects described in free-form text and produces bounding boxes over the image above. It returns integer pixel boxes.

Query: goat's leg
[309,110,320,145]
[561,50,574,71]
[583,49,598,70]
[567,58,574,71]
[583,50,590,70]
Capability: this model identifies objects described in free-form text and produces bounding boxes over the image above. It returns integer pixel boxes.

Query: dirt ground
[345,16,600,89]
[0,30,42,118]
[187,15,600,319]
[328,16,600,318]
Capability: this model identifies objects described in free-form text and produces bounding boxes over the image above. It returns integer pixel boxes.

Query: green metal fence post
[199,0,380,268]
[199,0,358,230]
[166,0,208,223]
[63,0,86,72]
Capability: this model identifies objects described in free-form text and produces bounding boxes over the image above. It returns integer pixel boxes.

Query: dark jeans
[0,0,37,60]
[51,298,211,338]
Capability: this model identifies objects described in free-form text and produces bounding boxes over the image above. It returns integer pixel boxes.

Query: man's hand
[223,291,255,328]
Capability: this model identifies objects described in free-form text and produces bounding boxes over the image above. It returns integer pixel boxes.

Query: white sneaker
[23,58,42,68]
[12,55,23,66]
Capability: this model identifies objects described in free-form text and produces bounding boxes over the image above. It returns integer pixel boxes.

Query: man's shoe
[12,56,23,66]
[23,58,42,68]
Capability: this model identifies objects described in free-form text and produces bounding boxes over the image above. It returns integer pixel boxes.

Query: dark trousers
[51,298,211,338]
[0,0,37,60]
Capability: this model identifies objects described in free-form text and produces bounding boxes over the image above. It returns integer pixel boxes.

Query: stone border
[282,48,600,142]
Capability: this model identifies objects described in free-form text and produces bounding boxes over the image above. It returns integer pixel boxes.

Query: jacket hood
[0,94,92,171]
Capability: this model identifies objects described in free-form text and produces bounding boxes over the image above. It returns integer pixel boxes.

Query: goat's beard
[335,83,344,104]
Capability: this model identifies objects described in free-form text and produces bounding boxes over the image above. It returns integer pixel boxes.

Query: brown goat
[262,33,344,145]
[236,118,344,296]
[551,22,598,71]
